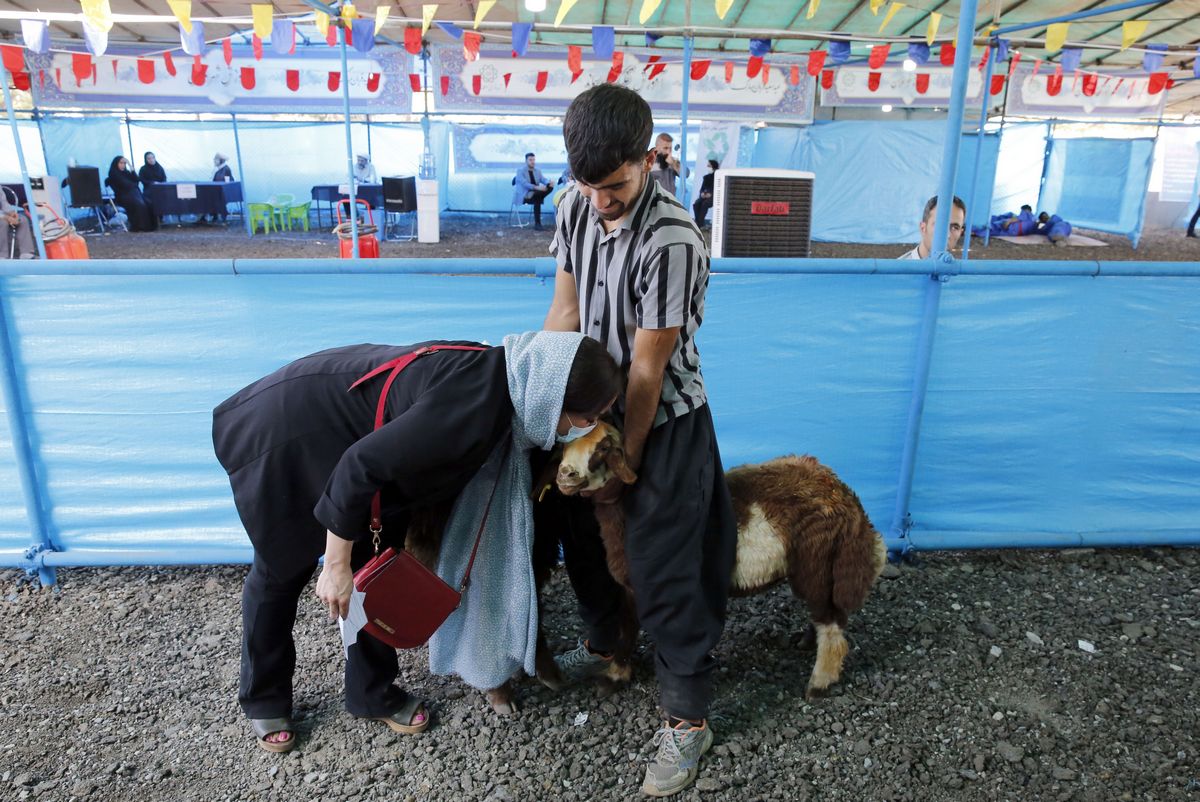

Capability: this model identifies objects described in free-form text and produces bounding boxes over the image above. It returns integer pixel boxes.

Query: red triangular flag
[72,54,93,87]
[869,44,890,70]
[253,35,263,61]
[1032,58,1042,77]
[820,68,834,90]
[567,45,582,73]
[112,59,119,78]
[286,69,300,91]
[571,68,584,83]
[790,64,800,85]
[327,25,338,47]
[405,27,422,55]
[409,73,422,92]
[747,56,763,78]
[472,74,482,94]
[761,63,771,85]
[1008,51,1021,77]
[649,62,666,80]
[536,71,548,92]
[976,46,990,71]
[1,44,24,74]
[223,38,233,66]
[807,50,826,77]
[1046,73,1062,96]
[725,61,734,83]
[503,72,511,88]
[644,54,661,72]
[38,69,45,89]
[328,71,340,92]
[55,67,62,88]
[192,61,208,86]
[1080,73,1097,96]
[1071,70,1079,93]
[12,71,30,91]
[367,72,381,92]
[940,43,956,66]
[241,67,255,90]
[867,71,881,91]
[137,59,155,84]
[915,73,930,94]
[163,52,177,76]
[607,52,623,83]
[691,59,711,80]
[345,24,353,48]
[440,75,450,95]
[463,31,481,62]
[1147,72,1168,94]
[990,73,1005,95]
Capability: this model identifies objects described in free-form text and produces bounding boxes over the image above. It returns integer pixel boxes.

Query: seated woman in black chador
[105,156,157,232]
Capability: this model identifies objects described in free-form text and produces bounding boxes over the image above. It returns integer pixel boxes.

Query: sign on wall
[1004,68,1167,119]
[821,65,990,108]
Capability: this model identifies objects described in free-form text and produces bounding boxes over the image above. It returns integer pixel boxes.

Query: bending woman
[105,156,157,231]
[213,332,620,753]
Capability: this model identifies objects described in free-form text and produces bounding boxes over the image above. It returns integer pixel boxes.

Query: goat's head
[555,420,637,495]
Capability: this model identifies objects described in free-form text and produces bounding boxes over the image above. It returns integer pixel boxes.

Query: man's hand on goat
[581,475,625,505]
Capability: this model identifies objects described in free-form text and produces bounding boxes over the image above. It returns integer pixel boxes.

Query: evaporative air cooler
[711,168,814,258]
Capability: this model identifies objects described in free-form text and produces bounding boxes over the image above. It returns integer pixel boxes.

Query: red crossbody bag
[348,345,506,650]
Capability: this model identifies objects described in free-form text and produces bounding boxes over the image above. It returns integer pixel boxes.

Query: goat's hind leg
[805,620,849,701]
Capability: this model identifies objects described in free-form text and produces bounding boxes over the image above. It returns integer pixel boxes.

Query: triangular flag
[422,5,438,36]
[1060,47,1081,72]
[474,0,496,29]
[806,0,820,20]
[137,58,155,84]
[223,37,233,65]
[749,38,771,58]
[409,74,422,91]
[747,56,763,78]
[1032,58,1042,76]
[571,68,584,83]
[252,35,263,61]
[1045,22,1068,53]
[1120,20,1147,51]
[167,0,192,34]
[556,0,580,27]
[0,45,23,74]
[1008,51,1021,77]
[807,50,826,76]
[908,42,929,65]
[867,72,881,91]
[990,74,1005,95]
[1147,71,1168,94]
[375,6,391,35]
[111,58,118,79]
[716,0,735,20]
[251,5,273,40]
[286,69,300,91]
[163,52,176,76]
[241,66,256,90]
[55,67,62,89]
[829,40,850,64]
[641,0,664,25]
[439,75,449,95]
[645,33,662,47]
[995,39,1009,63]
[725,61,734,83]
[503,72,511,87]
[1142,43,1168,73]
[275,21,299,55]
[72,54,93,87]
[328,71,340,92]
[315,12,329,37]
[761,63,771,85]
[926,12,941,46]
[1081,73,1097,96]
[691,59,711,80]
[11,70,30,91]
[367,72,380,92]
[977,46,990,71]
[593,26,615,59]
[869,44,890,69]
[341,4,358,20]
[81,0,114,34]
[535,71,548,92]
[939,42,955,66]
[915,72,929,94]
[472,74,482,94]
[20,21,49,55]
[83,23,109,57]
[436,21,463,39]
[352,18,376,53]
[878,3,904,34]
[608,51,624,83]
[1194,46,1200,79]
[820,68,834,90]
[567,45,582,73]
[463,31,481,61]
[1046,73,1062,95]
[790,64,800,85]
[512,23,532,56]
[192,59,208,86]
[405,27,422,54]
[870,0,885,13]
[180,20,205,55]
[327,25,337,46]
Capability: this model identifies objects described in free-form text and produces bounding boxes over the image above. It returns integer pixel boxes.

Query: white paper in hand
[338,588,368,658]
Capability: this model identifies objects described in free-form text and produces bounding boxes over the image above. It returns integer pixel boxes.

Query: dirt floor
[72,214,1200,263]
[2,548,1198,801]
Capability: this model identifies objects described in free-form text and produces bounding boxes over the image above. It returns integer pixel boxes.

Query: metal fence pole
[679,35,694,207]
[339,20,359,258]
[231,112,252,236]
[963,39,996,262]
[2,68,48,260]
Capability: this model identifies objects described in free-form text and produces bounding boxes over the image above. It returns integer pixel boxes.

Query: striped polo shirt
[550,174,709,426]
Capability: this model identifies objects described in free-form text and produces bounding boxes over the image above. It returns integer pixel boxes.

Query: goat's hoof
[485,685,518,715]
[804,684,830,702]
[795,625,817,651]
[488,698,517,715]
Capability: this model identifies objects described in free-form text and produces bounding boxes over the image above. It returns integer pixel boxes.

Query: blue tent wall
[1039,137,1154,246]
[992,122,1050,216]
[38,116,123,182]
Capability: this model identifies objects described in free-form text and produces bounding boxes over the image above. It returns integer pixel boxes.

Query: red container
[336,198,380,259]
[38,204,90,260]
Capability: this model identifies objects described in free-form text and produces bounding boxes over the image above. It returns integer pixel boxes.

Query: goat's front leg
[805,622,849,700]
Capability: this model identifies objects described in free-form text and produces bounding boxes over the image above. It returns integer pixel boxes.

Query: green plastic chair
[267,194,295,230]
[247,203,275,235]
[286,201,312,232]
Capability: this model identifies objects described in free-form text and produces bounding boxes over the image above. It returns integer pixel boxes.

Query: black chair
[67,166,124,233]
[382,176,417,240]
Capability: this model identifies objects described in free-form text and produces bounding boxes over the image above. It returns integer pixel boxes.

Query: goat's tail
[831,513,887,614]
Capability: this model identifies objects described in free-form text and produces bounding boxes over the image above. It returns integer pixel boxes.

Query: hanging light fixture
[525,0,547,12]
[902,58,917,72]
[881,104,894,112]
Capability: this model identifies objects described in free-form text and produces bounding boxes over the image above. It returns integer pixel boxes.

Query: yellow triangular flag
[315,11,329,36]
[870,0,885,15]
[806,0,820,20]
[926,11,941,46]
[251,4,273,40]
[422,4,437,35]
[878,2,904,33]
[1045,22,1069,53]
[640,0,664,25]
[475,0,497,28]
[81,0,114,33]
[341,4,359,20]
[716,0,734,21]
[375,6,390,34]
[1121,20,1148,51]
[167,0,192,34]
[556,0,580,27]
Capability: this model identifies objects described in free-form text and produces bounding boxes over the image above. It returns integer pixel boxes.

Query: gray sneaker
[641,720,714,797]
[552,639,613,685]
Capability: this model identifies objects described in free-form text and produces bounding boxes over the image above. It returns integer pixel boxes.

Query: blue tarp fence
[2,259,1198,579]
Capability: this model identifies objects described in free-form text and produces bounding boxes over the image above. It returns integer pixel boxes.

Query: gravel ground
[71,215,1200,263]
[3,547,1198,801]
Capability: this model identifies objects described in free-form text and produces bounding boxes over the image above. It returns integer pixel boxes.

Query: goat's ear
[604,445,637,485]
[586,438,609,473]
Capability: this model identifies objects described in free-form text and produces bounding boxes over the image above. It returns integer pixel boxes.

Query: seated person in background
[1,190,36,259]
[354,153,378,185]
[138,152,166,187]
[212,153,234,183]
[512,152,552,230]
[972,204,1037,238]
[1036,212,1072,246]
[106,156,157,232]
[899,194,966,259]
[693,159,720,227]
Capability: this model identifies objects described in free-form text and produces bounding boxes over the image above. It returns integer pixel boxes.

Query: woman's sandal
[251,717,297,753]
[372,697,431,735]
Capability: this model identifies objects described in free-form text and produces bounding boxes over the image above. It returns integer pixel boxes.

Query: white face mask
[555,413,597,444]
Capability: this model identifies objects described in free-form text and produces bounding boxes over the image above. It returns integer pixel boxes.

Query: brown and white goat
[556,421,888,700]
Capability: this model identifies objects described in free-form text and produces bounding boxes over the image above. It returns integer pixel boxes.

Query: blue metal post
[231,112,252,236]
[124,109,135,162]
[679,35,694,207]
[963,40,996,262]
[339,20,359,258]
[887,0,980,552]
[2,67,48,260]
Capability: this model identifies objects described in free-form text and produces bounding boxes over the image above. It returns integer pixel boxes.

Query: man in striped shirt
[542,83,737,798]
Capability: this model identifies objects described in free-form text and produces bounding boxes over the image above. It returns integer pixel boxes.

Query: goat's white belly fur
[732,504,788,591]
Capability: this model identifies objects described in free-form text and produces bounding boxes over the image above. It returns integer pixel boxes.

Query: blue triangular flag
[645,32,662,47]
[271,21,295,55]
[1142,43,1167,73]
[21,20,49,55]
[351,18,375,53]
[512,22,532,56]
[435,21,463,40]
[1194,46,1200,78]
[749,38,771,58]
[828,40,850,65]
[592,26,614,59]
[83,22,109,56]
[907,42,929,66]
[180,20,206,56]
[995,38,1009,64]
[1060,47,1081,72]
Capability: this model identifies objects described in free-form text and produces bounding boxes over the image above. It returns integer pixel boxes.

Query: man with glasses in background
[899,194,967,259]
